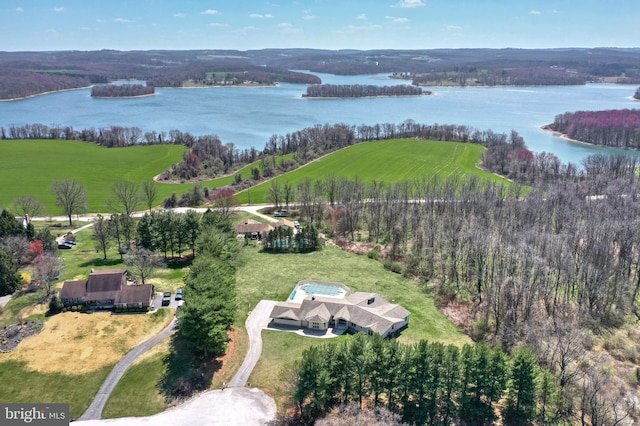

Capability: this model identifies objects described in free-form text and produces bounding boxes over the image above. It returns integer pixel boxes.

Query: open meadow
[235,139,508,203]
[0,139,186,213]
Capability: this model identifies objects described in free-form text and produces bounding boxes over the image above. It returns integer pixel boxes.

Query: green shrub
[48,295,64,314]
[383,259,404,275]
[367,246,381,260]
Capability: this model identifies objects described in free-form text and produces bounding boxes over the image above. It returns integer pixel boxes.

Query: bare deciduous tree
[141,180,158,213]
[124,248,165,285]
[111,180,140,216]
[51,179,87,225]
[11,195,45,218]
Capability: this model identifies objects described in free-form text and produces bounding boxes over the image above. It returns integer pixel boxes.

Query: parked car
[161,292,171,306]
[274,209,288,217]
[175,288,183,300]
[58,242,73,249]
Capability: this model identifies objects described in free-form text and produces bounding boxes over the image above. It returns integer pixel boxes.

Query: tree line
[548,109,640,149]
[303,84,427,98]
[285,333,544,425]
[91,84,155,98]
[262,224,320,253]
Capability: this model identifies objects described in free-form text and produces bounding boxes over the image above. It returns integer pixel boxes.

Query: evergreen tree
[0,209,25,239]
[136,213,155,251]
[0,250,20,296]
[179,257,236,357]
[504,348,538,425]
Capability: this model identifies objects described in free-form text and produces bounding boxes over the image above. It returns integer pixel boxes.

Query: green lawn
[0,139,186,213]
[235,139,507,204]
[102,351,166,418]
[0,361,113,419]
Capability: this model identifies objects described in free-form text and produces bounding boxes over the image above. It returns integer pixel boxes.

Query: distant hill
[1,48,639,99]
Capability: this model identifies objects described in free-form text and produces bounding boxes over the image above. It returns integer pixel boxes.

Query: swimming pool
[289,280,350,303]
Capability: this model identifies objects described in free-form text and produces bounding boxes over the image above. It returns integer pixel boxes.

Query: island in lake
[302,84,431,98]
[91,84,155,98]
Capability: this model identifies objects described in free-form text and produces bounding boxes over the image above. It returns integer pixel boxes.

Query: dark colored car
[175,288,183,300]
[161,292,171,306]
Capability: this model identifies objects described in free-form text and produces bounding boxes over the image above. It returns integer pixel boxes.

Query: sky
[1,0,638,52]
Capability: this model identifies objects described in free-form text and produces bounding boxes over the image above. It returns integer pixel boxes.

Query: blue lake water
[1,72,638,164]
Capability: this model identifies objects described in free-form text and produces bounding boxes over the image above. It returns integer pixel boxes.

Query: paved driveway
[0,295,12,308]
[77,387,276,426]
[229,300,276,387]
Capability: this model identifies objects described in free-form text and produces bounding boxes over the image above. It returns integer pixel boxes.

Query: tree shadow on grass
[158,332,220,404]
[79,258,124,268]
[165,256,194,269]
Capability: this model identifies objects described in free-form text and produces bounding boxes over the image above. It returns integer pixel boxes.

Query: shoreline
[0,85,93,102]
[91,93,157,99]
[302,92,432,100]
[540,124,638,150]
[540,124,593,146]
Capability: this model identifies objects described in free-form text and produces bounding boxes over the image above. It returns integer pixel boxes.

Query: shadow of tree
[158,332,221,403]
[79,258,124,268]
[166,256,194,270]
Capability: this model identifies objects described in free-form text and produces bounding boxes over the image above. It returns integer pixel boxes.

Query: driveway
[228,300,276,387]
[0,295,12,308]
[77,387,276,426]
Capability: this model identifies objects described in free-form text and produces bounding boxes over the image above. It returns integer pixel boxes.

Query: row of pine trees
[291,333,551,425]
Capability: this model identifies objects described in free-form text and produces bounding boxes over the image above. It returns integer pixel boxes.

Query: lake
[1,72,638,164]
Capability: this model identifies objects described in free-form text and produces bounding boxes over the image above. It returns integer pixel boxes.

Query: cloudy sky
[2,0,638,51]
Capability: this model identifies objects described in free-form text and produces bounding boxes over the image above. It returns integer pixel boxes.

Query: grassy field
[235,139,508,204]
[0,139,186,213]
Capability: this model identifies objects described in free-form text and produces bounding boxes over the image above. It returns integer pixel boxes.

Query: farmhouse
[270,289,410,338]
[59,268,154,310]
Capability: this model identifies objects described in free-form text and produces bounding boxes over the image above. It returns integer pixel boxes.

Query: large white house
[269,291,410,338]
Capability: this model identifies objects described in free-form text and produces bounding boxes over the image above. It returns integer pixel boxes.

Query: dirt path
[78,316,178,421]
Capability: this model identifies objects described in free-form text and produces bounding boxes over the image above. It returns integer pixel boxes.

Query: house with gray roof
[59,268,154,311]
[269,292,410,338]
